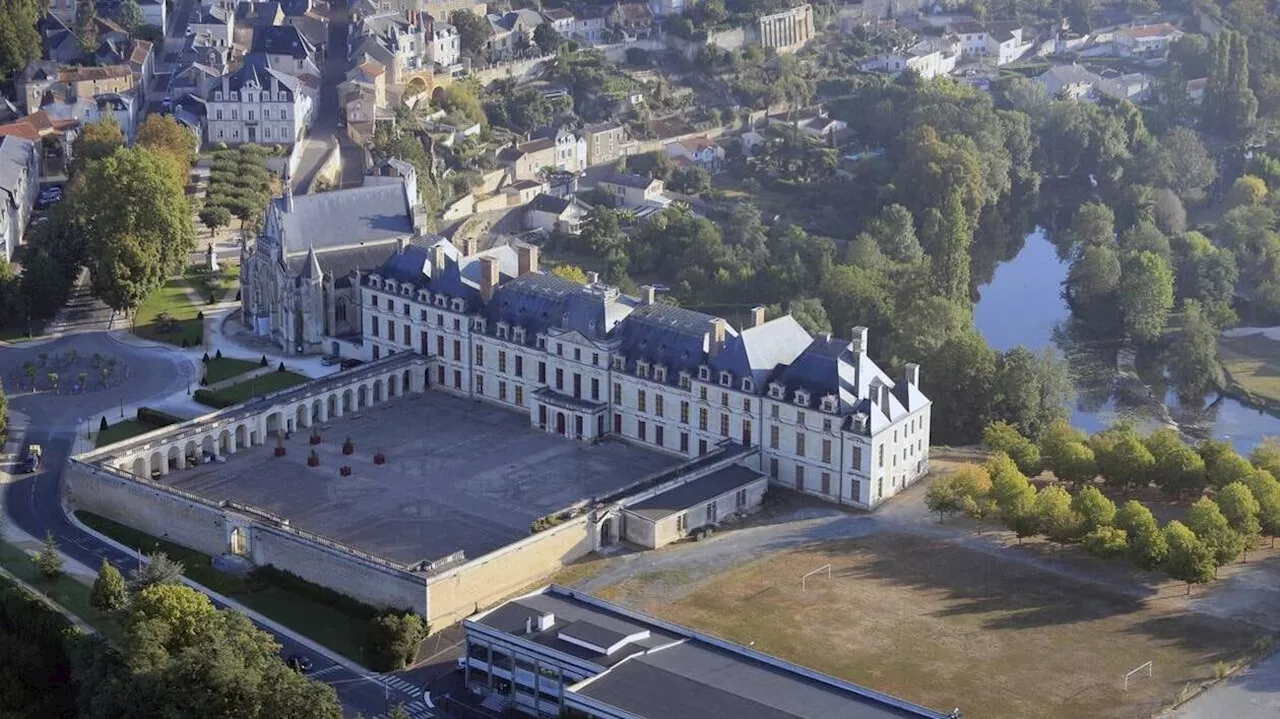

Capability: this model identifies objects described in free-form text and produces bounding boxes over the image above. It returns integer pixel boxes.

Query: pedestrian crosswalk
[370,702,432,719]
[308,664,344,680]
[374,673,426,696]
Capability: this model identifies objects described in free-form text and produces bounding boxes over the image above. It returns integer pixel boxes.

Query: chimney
[283,175,294,213]
[849,326,868,355]
[431,243,446,276]
[905,362,920,387]
[751,305,766,328]
[480,256,499,302]
[525,616,533,634]
[396,237,408,254]
[708,317,727,358]
[517,243,539,276]
[879,384,891,418]
[641,284,656,305]
[587,271,600,285]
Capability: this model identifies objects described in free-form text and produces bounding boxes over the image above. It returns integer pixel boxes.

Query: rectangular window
[721,392,729,407]
[614,383,622,405]
[515,355,524,377]
[795,465,805,491]
[705,502,717,523]
[797,411,806,426]
[655,394,664,418]
[372,345,380,359]
[538,362,546,384]
[574,348,581,361]
[475,345,484,366]
[515,386,524,406]
[437,314,443,326]
[821,472,831,496]
[771,405,779,419]
[476,375,484,395]
[822,439,832,464]
[851,446,862,470]
[770,425,779,449]
[387,323,395,342]
[769,457,779,478]
[680,401,689,424]
[655,425,664,446]
[454,370,462,389]
[403,302,410,316]
[499,381,507,401]
[879,446,884,468]
[591,378,600,401]
[699,407,708,431]
[676,514,687,533]
[699,439,708,455]
[420,331,428,355]
[680,432,690,453]
[638,390,646,413]
[403,324,410,346]
[371,317,380,337]
[743,398,751,412]
[573,373,581,398]
[555,368,564,390]
[453,340,461,361]
[498,351,506,373]
[743,419,752,447]
[556,343,563,356]
[638,421,646,441]
[700,387,708,401]
[720,413,729,437]
[736,488,747,509]
[437,336,444,356]
[796,432,806,457]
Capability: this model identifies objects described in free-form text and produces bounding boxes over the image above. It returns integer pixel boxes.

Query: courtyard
[163,390,681,566]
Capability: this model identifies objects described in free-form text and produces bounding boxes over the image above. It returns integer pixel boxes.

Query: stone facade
[753,4,814,53]
[205,53,313,145]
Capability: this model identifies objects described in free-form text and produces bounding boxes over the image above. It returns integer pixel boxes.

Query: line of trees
[929,423,1280,593]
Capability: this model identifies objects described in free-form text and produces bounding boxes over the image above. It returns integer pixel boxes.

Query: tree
[532,22,562,54]
[369,612,427,671]
[1217,482,1262,560]
[136,114,199,181]
[1199,440,1255,489]
[1227,175,1268,208]
[72,147,195,313]
[116,0,143,33]
[35,531,64,579]
[129,552,185,590]
[1091,426,1154,493]
[1169,300,1224,398]
[1162,520,1215,594]
[551,264,589,284]
[71,118,125,175]
[1162,127,1217,199]
[921,188,973,304]
[924,476,963,523]
[1243,469,1280,547]
[1039,419,1086,470]
[1115,500,1167,569]
[199,206,232,237]
[1252,440,1280,478]
[1071,485,1117,533]
[1054,441,1097,489]
[1187,497,1245,569]
[1067,243,1121,310]
[1145,428,1206,499]
[1067,202,1116,249]
[1117,251,1174,343]
[91,559,128,612]
[0,0,43,76]
[866,204,922,263]
[990,347,1072,440]
[437,83,486,127]
[1034,485,1079,542]
[75,0,99,54]
[982,422,1042,476]
[1083,526,1129,558]
[1152,189,1186,234]
[450,9,493,58]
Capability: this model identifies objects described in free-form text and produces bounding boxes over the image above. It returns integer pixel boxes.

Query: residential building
[240,161,424,353]
[752,4,814,53]
[354,11,431,88]
[948,20,1032,65]
[596,172,663,207]
[461,587,953,717]
[0,136,39,261]
[861,39,958,80]
[1186,77,1208,103]
[664,136,724,173]
[541,7,576,35]
[582,121,634,168]
[190,5,235,48]
[498,127,585,181]
[573,10,607,44]
[1113,23,1181,58]
[205,53,314,146]
[19,62,135,115]
[361,245,931,509]
[606,3,653,35]
[486,9,544,58]
[766,107,848,138]
[1036,63,1100,100]
[525,193,590,234]
[427,22,461,67]
[251,24,320,78]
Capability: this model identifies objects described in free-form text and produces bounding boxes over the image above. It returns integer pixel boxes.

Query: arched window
[336,299,348,322]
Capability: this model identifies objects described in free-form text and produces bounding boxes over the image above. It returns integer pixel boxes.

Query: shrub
[369,612,428,671]
[215,349,222,359]
[202,352,210,363]
[99,416,108,431]
[1083,526,1129,558]
[277,361,286,372]
[90,559,128,612]
[193,389,234,408]
[136,407,184,426]
[196,310,204,319]
[260,355,269,367]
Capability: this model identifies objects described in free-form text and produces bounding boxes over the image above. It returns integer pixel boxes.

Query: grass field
[184,264,240,304]
[76,511,372,662]
[610,533,1264,719]
[133,279,202,347]
[96,419,159,448]
[1219,333,1280,405]
[197,370,309,407]
[0,541,126,644]
[202,356,259,384]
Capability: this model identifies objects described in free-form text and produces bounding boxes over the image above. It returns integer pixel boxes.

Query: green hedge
[248,565,386,621]
[192,389,234,408]
[136,407,184,426]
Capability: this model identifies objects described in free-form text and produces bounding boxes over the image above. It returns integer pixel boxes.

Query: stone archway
[201,434,215,460]
[357,385,368,408]
[219,430,232,454]
[132,456,148,477]
[235,424,247,449]
[343,389,353,411]
[167,445,181,470]
[328,394,338,418]
[311,398,324,423]
[151,450,164,475]
[373,379,384,403]
[600,517,615,546]
[266,412,282,435]
[184,440,199,467]
[403,369,411,393]
[295,404,308,429]
[388,374,398,397]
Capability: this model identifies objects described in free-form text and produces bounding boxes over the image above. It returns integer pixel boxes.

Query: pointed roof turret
[301,244,322,281]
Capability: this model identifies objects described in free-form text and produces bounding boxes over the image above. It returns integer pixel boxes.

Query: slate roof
[213,53,302,96]
[527,193,579,214]
[625,465,766,522]
[600,172,656,190]
[236,1,283,26]
[272,181,414,253]
[485,272,582,339]
[0,137,36,199]
[253,25,314,59]
[711,315,811,391]
[288,243,408,287]
[615,303,734,383]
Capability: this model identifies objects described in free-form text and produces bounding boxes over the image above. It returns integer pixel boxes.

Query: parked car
[286,655,313,673]
[19,444,42,473]
[320,355,341,366]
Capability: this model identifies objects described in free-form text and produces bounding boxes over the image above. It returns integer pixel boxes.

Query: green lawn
[75,512,371,662]
[133,279,202,347]
[0,541,126,645]
[202,357,259,384]
[95,419,158,448]
[197,371,309,407]
[184,264,241,304]
[1219,333,1280,406]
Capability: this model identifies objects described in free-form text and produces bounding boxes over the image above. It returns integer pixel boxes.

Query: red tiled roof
[59,64,133,82]
[0,121,41,141]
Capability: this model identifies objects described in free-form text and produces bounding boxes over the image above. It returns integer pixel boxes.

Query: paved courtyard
[164,391,681,565]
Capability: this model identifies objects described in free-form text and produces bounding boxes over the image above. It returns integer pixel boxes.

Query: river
[973,230,1280,454]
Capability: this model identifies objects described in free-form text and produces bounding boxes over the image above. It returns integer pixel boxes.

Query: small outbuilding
[621,464,767,549]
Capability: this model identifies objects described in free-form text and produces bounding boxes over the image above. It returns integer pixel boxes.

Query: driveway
[293,10,365,192]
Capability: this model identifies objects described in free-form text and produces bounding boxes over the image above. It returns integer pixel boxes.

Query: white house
[948,20,1033,65]
[573,11,607,44]
[540,7,576,36]
[0,136,38,261]
[862,39,958,79]
[189,5,234,48]
[597,172,664,207]
[664,136,724,173]
[139,0,165,29]
[525,193,590,234]
[486,9,543,58]
[205,54,314,146]
[427,22,461,68]
[1113,23,1182,58]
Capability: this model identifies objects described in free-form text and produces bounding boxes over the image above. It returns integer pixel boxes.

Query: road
[0,332,439,719]
[292,7,365,192]
[1167,650,1280,718]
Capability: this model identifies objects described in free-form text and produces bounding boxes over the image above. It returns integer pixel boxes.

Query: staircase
[479,692,510,713]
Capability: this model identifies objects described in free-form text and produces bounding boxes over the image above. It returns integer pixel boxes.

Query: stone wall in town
[64,460,230,557]
[425,515,593,628]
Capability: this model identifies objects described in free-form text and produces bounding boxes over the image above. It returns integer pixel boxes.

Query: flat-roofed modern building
[463,585,955,718]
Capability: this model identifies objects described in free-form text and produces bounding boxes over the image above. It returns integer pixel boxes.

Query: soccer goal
[1123,661,1152,691]
[801,564,832,591]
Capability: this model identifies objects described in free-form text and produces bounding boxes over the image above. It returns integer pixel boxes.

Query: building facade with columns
[753,4,814,53]
[362,241,931,509]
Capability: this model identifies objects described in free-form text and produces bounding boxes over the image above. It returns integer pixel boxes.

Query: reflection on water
[974,230,1280,453]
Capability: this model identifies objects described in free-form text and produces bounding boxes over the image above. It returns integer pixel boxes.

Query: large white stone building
[0,136,39,261]
[205,53,314,145]
[359,242,931,509]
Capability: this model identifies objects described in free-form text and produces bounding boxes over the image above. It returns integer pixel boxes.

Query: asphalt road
[0,332,434,718]
[1169,649,1280,718]
[293,9,365,192]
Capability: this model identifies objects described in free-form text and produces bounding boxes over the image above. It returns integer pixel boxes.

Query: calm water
[974,230,1280,453]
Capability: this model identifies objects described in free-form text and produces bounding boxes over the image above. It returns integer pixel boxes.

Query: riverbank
[1217,330,1280,421]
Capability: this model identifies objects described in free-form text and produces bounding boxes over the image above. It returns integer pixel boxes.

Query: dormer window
[514,327,526,343]
[417,290,429,303]
[435,295,446,307]
[401,284,412,296]
[497,323,509,339]
[612,356,625,370]
[821,397,837,413]
[742,378,754,393]
[636,361,649,378]
[795,390,810,407]
[537,335,547,350]
[719,371,731,387]
[451,298,464,312]
[655,366,667,383]
[698,367,710,381]
[679,371,691,390]
[473,318,486,333]
[769,383,784,399]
